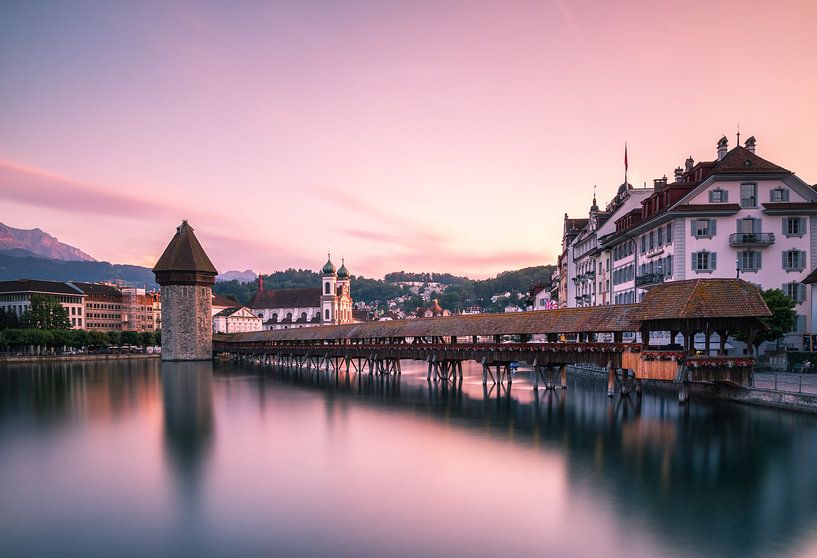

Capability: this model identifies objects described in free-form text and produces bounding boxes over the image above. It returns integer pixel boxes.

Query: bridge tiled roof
[218,304,643,342]
[638,279,770,321]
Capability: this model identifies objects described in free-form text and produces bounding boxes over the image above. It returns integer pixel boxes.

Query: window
[770,188,790,202]
[738,250,762,271]
[783,282,806,303]
[693,218,716,238]
[641,236,646,252]
[740,183,757,208]
[738,217,756,234]
[784,217,805,237]
[657,227,663,245]
[666,255,673,277]
[648,232,654,250]
[325,282,331,295]
[692,251,716,272]
[666,223,673,243]
[709,188,728,203]
[325,309,330,320]
[300,312,307,320]
[783,250,806,271]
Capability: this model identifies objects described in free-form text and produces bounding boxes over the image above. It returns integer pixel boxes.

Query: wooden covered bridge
[214,279,771,401]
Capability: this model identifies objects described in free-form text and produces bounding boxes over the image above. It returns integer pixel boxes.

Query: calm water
[2,359,817,558]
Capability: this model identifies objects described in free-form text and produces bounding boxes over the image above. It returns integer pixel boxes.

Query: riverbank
[568,365,817,414]
[0,353,161,364]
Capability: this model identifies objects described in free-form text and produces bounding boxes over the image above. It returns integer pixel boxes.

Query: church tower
[320,254,337,325]
[152,221,218,360]
[336,258,352,324]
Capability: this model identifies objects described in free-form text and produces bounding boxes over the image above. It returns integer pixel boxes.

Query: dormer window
[770,188,789,202]
[709,188,728,203]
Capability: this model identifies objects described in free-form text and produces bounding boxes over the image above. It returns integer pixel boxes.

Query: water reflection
[0,359,816,557]
[161,362,214,501]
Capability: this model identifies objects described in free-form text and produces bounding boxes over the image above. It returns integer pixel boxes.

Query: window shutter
[710,252,717,270]
[800,251,807,269]
[691,252,697,271]
[737,218,742,233]
[756,251,762,269]
[708,191,714,203]
[753,218,762,234]
[800,217,806,235]
[690,220,696,237]
[782,217,788,235]
[722,190,729,202]
[783,189,790,202]
[709,219,717,236]
[783,251,789,270]
[800,283,807,303]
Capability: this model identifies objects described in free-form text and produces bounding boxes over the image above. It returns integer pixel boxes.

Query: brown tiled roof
[212,293,241,308]
[0,279,84,296]
[639,279,770,321]
[219,304,643,342]
[712,146,790,175]
[762,202,817,211]
[214,307,244,317]
[802,269,817,285]
[249,287,321,309]
[152,221,217,274]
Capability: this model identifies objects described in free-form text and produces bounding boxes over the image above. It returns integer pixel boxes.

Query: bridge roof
[639,279,770,321]
[218,304,643,343]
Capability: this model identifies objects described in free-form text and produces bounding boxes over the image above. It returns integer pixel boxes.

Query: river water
[1,359,817,558]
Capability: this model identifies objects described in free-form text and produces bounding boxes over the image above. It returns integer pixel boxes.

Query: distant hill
[0,252,157,289]
[217,269,257,283]
[0,222,95,261]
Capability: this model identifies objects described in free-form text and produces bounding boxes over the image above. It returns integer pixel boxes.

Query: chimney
[674,167,684,182]
[685,156,694,172]
[717,136,729,161]
[653,176,668,189]
[744,135,756,154]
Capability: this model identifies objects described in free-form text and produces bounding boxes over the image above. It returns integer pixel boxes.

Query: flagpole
[624,142,628,188]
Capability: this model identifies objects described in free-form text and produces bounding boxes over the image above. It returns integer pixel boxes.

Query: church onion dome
[337,259,349,279]
[322,254,336,275]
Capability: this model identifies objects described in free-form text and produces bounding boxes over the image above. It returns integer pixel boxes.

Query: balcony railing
[635,273,665,287]
[728,232,775,247]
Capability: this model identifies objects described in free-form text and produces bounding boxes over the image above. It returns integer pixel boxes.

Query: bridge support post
[533,366,540,391]
[507,364,512,385]
[546,366,555,390]
[678,382,689,404]
[606,361,615,397]
[482,363,489,385]
[427,359,433,381]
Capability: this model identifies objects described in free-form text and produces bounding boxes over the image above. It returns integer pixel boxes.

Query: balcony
[728,232,775,247]
[635,273,665,287]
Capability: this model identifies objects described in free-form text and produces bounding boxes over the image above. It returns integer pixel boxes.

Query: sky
[1,0,816,279]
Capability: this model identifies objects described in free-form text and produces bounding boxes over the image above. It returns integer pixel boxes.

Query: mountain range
[0,222,95,261]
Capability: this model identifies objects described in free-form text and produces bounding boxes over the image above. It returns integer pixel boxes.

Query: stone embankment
[568,365,817,414]
[0,353,161,364]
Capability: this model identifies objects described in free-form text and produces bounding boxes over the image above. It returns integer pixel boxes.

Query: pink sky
[1,0,816,278]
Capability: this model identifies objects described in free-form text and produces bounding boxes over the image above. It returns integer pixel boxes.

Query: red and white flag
[624,143,628,172]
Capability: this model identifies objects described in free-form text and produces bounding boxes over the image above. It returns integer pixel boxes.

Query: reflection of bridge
[215,279,771,402]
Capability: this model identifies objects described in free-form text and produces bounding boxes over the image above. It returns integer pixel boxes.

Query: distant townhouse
[0,279,86,329]
[75,282,123,330]
[213,306,263,334]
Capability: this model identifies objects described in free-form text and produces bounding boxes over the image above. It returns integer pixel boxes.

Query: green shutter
[723,189,729,202]
[691,252,697,271]
[709,219,717,236]
[710,252,717,270]
[753,218,762,233]
[756,251,762,269]
[800,283,807,303]
[690,219,696,237]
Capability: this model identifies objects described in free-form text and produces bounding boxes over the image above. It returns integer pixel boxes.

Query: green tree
[87,329,107,348]
[155,330,161,345]
[0,308,21,329]
[733,288,796,354]
[121,330,141,346]
[21,295,71,330]
[106,330,122,346]
[140,331,156,347]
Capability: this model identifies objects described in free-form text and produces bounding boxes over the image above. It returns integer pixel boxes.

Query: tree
[733,288,796,354]
[21,295,70,330]
[106,330,122,346]
[140,331,156,347]
[121,330,141,346]
[87,329,107,348]
[0,308,20,329]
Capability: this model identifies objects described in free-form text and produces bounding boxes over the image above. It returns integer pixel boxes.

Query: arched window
[271,313,278,321]
[300,312,306,320]
[325,282,330,295]
[325,309,330,321]
[286,312,292,320]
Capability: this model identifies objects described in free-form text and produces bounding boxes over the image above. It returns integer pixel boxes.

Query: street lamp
[736,258,740,279]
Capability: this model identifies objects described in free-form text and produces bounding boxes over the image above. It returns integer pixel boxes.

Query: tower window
[325,282,330,295]
[325,309,330,320]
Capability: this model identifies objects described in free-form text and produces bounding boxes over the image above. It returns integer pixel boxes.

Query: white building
[562,135,817,349]
[250,255,354,330]
[213,306,263,334]
[0,279,86,329]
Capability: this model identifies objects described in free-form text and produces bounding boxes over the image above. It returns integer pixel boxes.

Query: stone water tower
[153,221,218,361]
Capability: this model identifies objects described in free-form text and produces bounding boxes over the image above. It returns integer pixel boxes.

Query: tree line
[0,295,160,353]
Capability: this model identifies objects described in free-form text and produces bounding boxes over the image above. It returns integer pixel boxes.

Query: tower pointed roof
[153,221,217,285]
[153,221,217,274]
